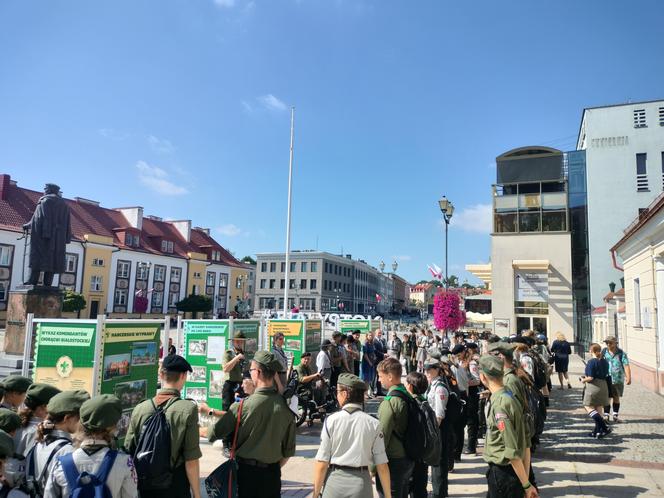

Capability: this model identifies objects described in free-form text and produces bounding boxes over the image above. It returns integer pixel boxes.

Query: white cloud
[393,255,412,262]
[241,100,253,113]
[214,0,236,7]
[98,128,129,140]
[136,161,188,196]
[449,203,492,234]
[258,94,287,111]
[148,135,175,154]
[216,224,243,237]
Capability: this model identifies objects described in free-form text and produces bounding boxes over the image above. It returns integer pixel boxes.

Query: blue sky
[1,0,663,285]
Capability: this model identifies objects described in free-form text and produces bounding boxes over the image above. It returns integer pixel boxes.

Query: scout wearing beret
[0,409,21,436]
[16,383,62,457]
[125,354,201,498]
[26,390,91,495]
[450,342,471,463]
[45,394,138,498]
[424,359,451,498]
[312,372,388,498]
[221,331,247,411]
[0,429,14,460]
[478,356,537,498]
[294,352,321,401]
[0,375,32,411]
[209,350,296,498]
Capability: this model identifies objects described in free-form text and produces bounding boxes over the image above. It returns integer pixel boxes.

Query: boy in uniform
[222,331,247,411]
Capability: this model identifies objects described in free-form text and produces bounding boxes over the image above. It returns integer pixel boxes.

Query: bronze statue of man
[22,183,71,287]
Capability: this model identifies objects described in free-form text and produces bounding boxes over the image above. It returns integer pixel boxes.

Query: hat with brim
[233,331,246,339]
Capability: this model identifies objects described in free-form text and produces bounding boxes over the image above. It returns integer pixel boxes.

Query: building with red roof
[0,174,253,320]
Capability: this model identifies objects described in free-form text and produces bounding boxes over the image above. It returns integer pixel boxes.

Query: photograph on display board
[185,387,207,403]
[207,336,226,365]
[286,339,301,351]
[114,380,148,410]
[103,354,131,381]
[244,338,257,354]
[131,342,157,366]
[117,410,132,439]
[209,370,224,398]
[188,339,207,356]
[189,366,207,383]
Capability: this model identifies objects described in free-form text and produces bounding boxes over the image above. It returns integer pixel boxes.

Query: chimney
[0,174,10,201]
[194,227,211,236]
[171,220,192,242]
[117,207,144,230]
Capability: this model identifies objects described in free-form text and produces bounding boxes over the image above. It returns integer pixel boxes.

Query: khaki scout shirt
[125,388,202,468]
[377,385,410,459]
[223,349,243,382]
[483,388,526,466]
[503,368,533,445]
[295,363,314,392]
[329,342,342,368]
[208,386,296,464]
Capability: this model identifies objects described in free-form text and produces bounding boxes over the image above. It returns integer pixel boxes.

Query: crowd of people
[0,326,632,498]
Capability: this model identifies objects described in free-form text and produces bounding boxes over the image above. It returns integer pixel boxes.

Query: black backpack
[132,398,180,490]
[387,389,431,462]
[415,398,442,465]
[524,352,547,390]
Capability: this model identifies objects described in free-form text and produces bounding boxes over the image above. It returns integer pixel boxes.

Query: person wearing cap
[312,373,389,498]
[15,383,61,457]
[450,343,468,462]
[376,357,413,498]
[423,360,449,498]
[316,340,334,404]
[0,376,32,412]
[45,394,137,497]
[26,390,90,495]
[328,332,343,388]
[295,352,321,400]
[222,331,247,411]
[208,350,296,498]
[0,409,25,497]
[404,371,429,498]
[479,355,538,498]
[465,344,481,455]
[0,430,15,481]
[272,332,289,393]
[601,335,631,423]
[125,355,201,498]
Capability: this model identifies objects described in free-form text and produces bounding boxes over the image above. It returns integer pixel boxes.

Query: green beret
[0,409,21,434]
[487,341,516,358]
[423,360,440,370]
[47,390,91,416]
[80,395,122,431]
[427,347,442,360]
[1,375,32,393]
[25,384,61,408]
[0,430,14,459]
[337,373,367,390]
[253,350,276,369]
[233,331,246,339]
[479,355,505,378]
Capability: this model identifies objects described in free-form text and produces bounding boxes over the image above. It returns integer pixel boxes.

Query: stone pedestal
[4,287,63,355]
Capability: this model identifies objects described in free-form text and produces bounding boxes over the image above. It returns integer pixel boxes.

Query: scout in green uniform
[16,383,62,456]
[125,355,202,498]
[222,331,246,411]
[208,350,296,498]
[0,409,21,436]
[0,429,15,476]
[295,352,321,398]
[0,376,32,411]
[479,355,538,498]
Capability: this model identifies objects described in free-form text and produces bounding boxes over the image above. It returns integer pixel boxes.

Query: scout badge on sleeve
[495,412,508,432]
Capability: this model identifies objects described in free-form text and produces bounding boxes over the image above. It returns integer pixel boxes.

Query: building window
[289,279,296,289]
[63,253,77,273]
[161,240,174,253]
[206,272,216,286]
[154,265,166,282]
[114,289,128,306]
[126,233,140,247]
[634,109,647,128]
[152,291,163,308]
[270,262,276,272]
[301,262,307,272]
[90,275,103,292]
[137,264,150,280]
[260,279,266,289]
[661,152,664,190]
[290,262,296,272]
[300,279,307,290]
[0,281,7,302]
[311,262,317,272]
[659,107,664,126]
[280,279,285,289]
[117,261,130,278]
[193,272,202,279]
[300,298,316,311]
[637,153,649,192]
[269,279,275,289]
[280,262,286,272]
[634,278,641,326]
[261,262,267,272]
[92,258,105,267]
[170,267,182,283]
[310,279,317,290]
[169,292,180,306]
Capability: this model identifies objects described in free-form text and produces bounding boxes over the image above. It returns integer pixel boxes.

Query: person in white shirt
[312,374,390,498]
[424,360,449,498]
[316,340,334,405]
[450,344,469,462]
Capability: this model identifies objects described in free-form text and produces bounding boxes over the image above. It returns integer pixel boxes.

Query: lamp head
[392,261,398,272]
[379,260,385,272]
[438,196,449,214]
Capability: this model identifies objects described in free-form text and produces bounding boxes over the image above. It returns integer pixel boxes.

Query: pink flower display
[433,291,466,332]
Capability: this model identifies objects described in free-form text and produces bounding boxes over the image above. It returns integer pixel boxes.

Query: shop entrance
[516,316,548,336]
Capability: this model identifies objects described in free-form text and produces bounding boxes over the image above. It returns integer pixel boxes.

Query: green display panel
[340,319,371,334]
[305,320,322,353]
[34,321,97,393]
[99,322,161,443]
[268,320,304,366]
[182,320,230,411]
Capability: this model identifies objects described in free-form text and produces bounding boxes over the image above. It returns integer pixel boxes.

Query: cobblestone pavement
[199,354,664,497]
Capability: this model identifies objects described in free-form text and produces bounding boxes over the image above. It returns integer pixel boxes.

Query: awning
[512,260,550,270]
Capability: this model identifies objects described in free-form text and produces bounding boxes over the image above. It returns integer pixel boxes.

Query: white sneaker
[613,413,619,422]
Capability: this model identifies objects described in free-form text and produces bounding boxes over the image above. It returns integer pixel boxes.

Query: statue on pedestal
[22,183,71,287]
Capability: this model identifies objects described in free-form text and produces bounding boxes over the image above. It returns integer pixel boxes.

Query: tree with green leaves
[241,256,256,265]
[176,294,213,318]
[62,290,86,318]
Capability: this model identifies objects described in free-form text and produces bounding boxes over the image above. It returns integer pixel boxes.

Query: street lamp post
[438,196,455,290]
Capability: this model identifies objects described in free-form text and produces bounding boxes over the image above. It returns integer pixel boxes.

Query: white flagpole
[283,107,295,316]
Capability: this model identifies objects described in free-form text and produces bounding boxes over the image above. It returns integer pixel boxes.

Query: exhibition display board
[304,320,322,353]
[267,319,304,366]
